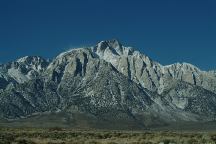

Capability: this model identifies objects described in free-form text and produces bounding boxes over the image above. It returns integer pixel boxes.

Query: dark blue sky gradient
[0,0,215,70]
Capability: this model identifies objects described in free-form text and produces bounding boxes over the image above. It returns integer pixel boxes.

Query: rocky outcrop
[0,56,49,89]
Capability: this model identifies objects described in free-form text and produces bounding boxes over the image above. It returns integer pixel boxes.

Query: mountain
[0,56,49,89]
[0,39,216,129]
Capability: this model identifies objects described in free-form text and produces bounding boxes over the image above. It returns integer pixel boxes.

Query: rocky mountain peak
[0,56,49,85]
[17,56,42,62]
[97,39,122,49]
[164,62,201,72]
[95,39,124,56]
[16,56,49,70]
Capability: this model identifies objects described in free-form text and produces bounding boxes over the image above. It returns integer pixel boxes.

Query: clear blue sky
[0,0,215,70]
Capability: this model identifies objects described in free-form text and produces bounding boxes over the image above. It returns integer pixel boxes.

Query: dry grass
[0,128,216,144]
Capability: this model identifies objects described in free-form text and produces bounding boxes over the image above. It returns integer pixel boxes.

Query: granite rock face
[0,56,49,89]
[0,39,216,127]
[93,40,216,94]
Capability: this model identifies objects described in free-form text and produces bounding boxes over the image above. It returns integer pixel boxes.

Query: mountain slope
[0,51,165,128]
[0,39,216,129]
